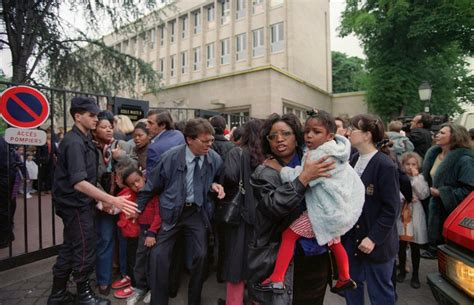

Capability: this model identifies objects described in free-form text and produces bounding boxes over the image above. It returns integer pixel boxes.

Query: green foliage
[339,0,473,119]
[332,51,367,93]
[1,0,168,95]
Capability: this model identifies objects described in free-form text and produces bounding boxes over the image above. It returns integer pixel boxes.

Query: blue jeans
[344,257,396,305]
[95,213,117,285]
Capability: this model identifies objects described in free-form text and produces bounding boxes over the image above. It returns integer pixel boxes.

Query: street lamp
[418,81,432,113]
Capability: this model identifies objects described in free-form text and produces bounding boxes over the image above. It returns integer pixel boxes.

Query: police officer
[47,97,138,305]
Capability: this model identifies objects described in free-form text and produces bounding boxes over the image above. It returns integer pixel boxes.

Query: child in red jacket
[114,167,160,304]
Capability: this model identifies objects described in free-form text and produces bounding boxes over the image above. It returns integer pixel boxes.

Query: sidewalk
[0,256,438,305]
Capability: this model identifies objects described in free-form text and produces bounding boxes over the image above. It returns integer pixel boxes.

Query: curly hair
[261,113,304,156]
[240,120,265,169]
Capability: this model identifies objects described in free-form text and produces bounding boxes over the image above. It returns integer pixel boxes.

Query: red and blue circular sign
[0,86,50,129]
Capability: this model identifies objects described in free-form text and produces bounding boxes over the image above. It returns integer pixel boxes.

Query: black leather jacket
[249,165,331,305]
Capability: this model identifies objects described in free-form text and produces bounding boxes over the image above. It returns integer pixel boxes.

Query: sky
[0,1,364,77]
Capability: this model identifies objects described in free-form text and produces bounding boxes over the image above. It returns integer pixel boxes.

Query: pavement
[0,255,439,305]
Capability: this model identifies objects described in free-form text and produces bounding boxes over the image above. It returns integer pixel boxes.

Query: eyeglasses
[195,137,215,145]
[266,131,294,141]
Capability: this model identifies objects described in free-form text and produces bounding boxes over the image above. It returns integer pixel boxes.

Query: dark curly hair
[261,113,304,157]
[240,120,265,169]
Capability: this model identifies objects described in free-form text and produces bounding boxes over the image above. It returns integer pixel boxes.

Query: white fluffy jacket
[280,135,365,245]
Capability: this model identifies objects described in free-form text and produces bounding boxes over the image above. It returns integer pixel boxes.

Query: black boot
[47,277,75,305]
[76,280,110,305]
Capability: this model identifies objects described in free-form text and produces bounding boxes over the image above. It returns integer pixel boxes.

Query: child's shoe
[143,291,151,304]
[330,279,357,294]
[111,275,131,289]
[410,275,421,289]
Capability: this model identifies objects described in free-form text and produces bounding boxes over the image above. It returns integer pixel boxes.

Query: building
[103,0,367,119]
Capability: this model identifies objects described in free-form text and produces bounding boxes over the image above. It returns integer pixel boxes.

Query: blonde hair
[114,115,135,134]
[401,152,423,169]
[388,120,403,132]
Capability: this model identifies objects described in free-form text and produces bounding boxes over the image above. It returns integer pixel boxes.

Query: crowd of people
[1,96,472,305]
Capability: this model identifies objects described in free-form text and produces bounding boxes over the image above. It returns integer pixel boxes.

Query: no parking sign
[0,86,49,145]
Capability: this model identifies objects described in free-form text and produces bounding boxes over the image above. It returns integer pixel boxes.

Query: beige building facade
[103,0,366,119]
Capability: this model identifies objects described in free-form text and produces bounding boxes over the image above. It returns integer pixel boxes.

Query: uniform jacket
[146,129,185,174]
[345,152,400,263]
[137,144,222,232]
[280,135,365,245]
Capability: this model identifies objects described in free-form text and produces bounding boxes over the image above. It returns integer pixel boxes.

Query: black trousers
[149,206,208,305]
[52,204,96,283]
[133,230,151,291]
[0,181,16,245]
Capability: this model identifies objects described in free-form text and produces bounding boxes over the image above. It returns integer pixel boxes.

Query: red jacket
[118,188,161,237]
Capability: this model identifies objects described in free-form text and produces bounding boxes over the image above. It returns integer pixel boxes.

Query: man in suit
[137,118,225,305]
[408,112,433,158]
[146,110,185,175]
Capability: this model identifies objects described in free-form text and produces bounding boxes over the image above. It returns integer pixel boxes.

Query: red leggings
[266,227,350,283]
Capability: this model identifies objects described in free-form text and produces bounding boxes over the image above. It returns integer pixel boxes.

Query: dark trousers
[133,230,151,291]
[149,206,208,305]
[52,204,96,283]
[126,236,139,287]
[0,181,16,245]
[398,241,421,276]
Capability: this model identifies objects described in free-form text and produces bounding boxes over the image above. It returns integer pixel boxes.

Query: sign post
[0,86,50,146]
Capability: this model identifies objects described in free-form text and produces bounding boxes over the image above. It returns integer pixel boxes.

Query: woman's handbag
[215,149,244,226]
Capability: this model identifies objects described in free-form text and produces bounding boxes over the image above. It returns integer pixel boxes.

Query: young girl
[114,167,160,304]
[256,109,365,293]
[396,152,429,289]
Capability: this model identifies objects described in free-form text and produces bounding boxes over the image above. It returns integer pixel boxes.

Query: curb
[0,256,56,288]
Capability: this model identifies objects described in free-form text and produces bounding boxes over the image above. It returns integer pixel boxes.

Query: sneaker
[126,289,146,305]
[112,275,131,289]
[26,193,33,199]
[114,286,134,299]
[143,291,151,304]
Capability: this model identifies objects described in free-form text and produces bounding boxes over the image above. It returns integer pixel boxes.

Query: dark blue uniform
[52,125,99,283]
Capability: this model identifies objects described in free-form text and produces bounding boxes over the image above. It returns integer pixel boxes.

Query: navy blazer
[344,152,400,263]
[137,144,222,231]
[146,129,185,174]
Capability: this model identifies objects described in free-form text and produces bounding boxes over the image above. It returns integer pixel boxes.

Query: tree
[339,0,473,119]
[332,51,366,93]
[0,0,169,95]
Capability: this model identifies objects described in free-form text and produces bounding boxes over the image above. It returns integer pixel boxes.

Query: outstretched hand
[110,195,139,216]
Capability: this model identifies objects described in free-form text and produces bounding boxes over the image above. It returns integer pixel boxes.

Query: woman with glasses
[342,114,400,305]
[248,113,334,305]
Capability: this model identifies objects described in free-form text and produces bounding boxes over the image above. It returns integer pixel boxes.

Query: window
[206,43,215,68]
[270,0,284,7]
[170,55,175,77]
[283,104,306,122]
[193,47,201,71]
[207,5,215,22]
[236,0,246,19]
[122,40,129,52]
[270,22,284,52]
[169,21,175,43]
[252,0,264,15]
[159,58,165,75]
[221,0,230,25]
[159,26,164,46]
[252,28,264,57]
[221,39,230,65]
[181,16,188,39]
[235,33,246,61]
[193,11,201,34]
[149,28,156,49]
[181,51,188,74]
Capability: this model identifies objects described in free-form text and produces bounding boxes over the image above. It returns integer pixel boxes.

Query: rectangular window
[207,5,215,22]
[206,43,215,68]
[170,55,175,77]
[150,28,156,49]
[252,28,264,57]
[235,33,246,61]
[221,0,230,25]
[122,40,129,52]
[193,47,201,71]
[193,10,201,34]
[221,38,230,65]
[159,26,164,46]
[252,0,264,15]
[270,22,284,52]
[236,0,246,19]
[181,51,188,74]
[159,58,164,75]
[270,0,284,7]
[169,21,175,44]
[181,16,188,39]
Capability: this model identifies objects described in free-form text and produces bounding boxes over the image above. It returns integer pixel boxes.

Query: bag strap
[238,148,245,195]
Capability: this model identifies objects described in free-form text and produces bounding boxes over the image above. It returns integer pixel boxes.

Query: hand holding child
[264,158,283,172]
